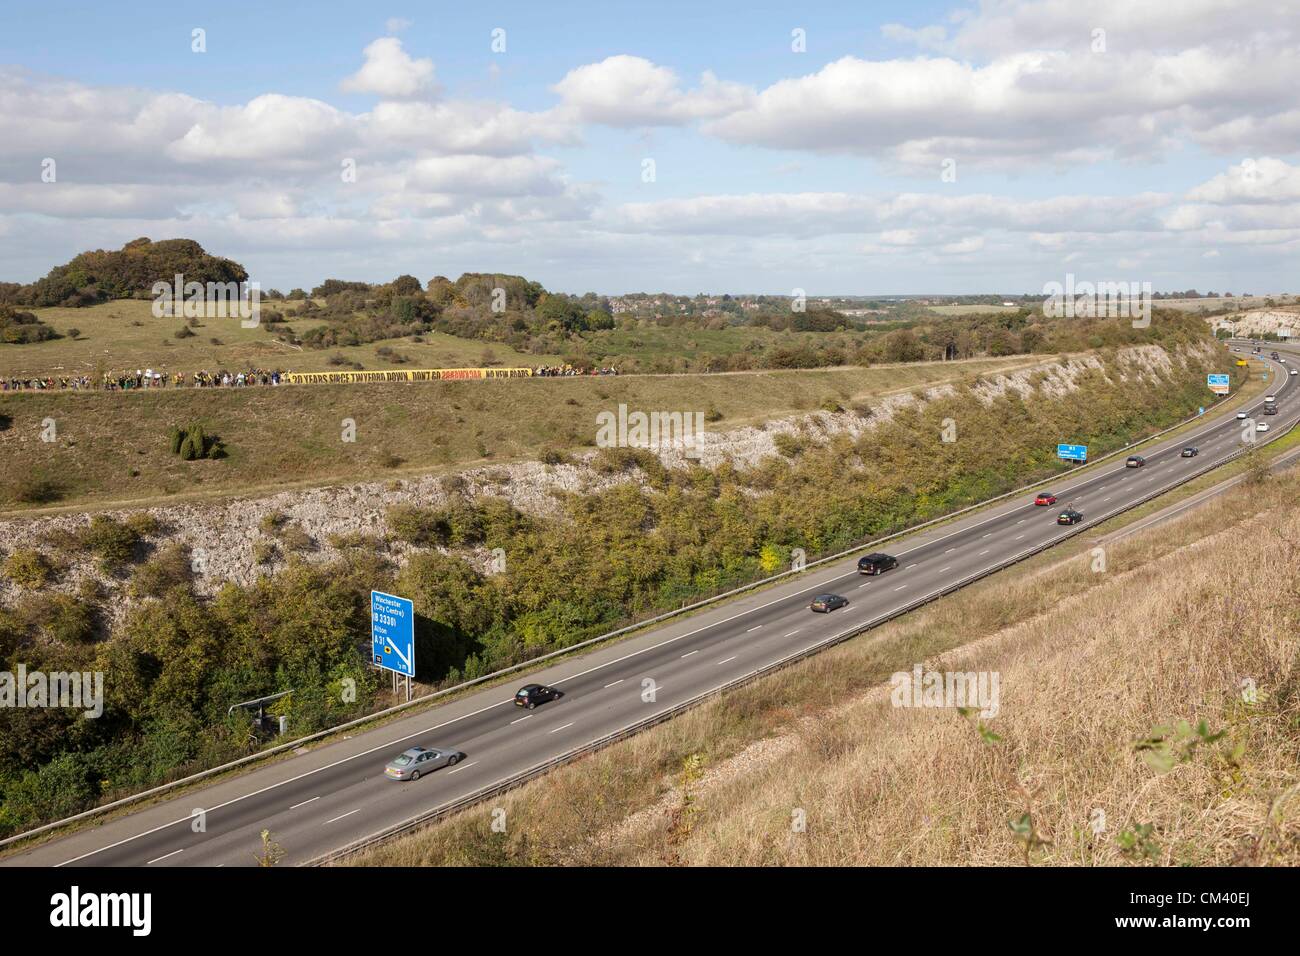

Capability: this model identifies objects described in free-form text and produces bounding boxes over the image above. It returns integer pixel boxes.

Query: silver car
[384,746,461,781]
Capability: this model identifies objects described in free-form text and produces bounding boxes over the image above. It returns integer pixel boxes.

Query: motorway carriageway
[5,344,1297,867]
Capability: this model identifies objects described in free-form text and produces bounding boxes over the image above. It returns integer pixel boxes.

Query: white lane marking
[447,761,477,774]
[325,808,361,825]
[1015,534,1024,540]
[893,585,907,591]
[746,625,762,633]
[938,566,950,573]
[604,679,624,688]
[1102,496,1111,502]
[981,533,992,539]
[290,797,319,810]
[979,549,990,555]
[680,650,698,658]
[510,714,532,725]
[784,629,801,637]
[944,548,956,554]
[906,564,918,569]
[549,722,575,735]
[858,582,871,589]
[717,656,737,665]
[147,849,183,865]
[1016,518,1026,524]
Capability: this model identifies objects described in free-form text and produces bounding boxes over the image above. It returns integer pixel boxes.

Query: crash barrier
[284,367,534,384]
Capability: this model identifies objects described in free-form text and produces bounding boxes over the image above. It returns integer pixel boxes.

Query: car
[1237,412,1249,420]
[857,552,899,574]
[1057,509,1084,525]
[1264,404,1279,415]
[1264,395,1276,403]
[1125,455,1145,468]
[1291,369,1298,376]
[384,746,460,781]
[514,684,561,708]
[1257,422,1270,432]
[810,593,849,612]
[1180,447,1198,457]
[1034,492,1057,506]
[1232,347,1240,352]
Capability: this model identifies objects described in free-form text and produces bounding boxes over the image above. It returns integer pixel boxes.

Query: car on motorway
[1264,404,1279,415]
[810,593,849,612]
[1236,412,1249,420]
[1125,455,1146,468]
[1257,422,1270,432]
[1264,395,1276,403]
[1057,509,1084,525]
[515,684,562,708]
[1291,369,1298,376]
[1181,447,1198,457]
[384,746,461,781]
[857,552,899,574]
[1034,492,1057,506]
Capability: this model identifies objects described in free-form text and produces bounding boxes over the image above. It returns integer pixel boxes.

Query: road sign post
[371,591,415,696]
[1057,443,1088,463]
[1207,373,1230,395]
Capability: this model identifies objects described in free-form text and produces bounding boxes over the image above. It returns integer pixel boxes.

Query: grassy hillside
[347,465,1300,867]
[0,356,1042,511]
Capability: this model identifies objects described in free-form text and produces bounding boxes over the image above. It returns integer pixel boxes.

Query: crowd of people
[2,363,620,391]
[533,364,620,376]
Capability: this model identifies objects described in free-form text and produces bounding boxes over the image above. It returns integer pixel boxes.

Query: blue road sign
[371,590,414,678]
[1207,373,1230,395]
[1057,443,1088,462]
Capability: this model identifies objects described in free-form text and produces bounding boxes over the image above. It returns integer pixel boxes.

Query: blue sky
[1,0,1298,294]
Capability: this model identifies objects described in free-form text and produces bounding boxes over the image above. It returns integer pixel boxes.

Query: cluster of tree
[1,238,248,309]
[0,339,1221,833]
[0,305,59,344]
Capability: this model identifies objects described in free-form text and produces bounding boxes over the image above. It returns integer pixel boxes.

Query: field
[348,463,1300,867]
[1,299,557,379]
[0,355,1043,512]
[924,304,1023,315]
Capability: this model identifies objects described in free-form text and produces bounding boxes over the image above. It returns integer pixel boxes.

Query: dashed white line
[510,714,532,724]
[893,585,907,591]
[944,547,957,554]
[717,656,737,665]
[549,722,575,735]
[858,582,871,589]
[746,625,762,633]
[784,629,801,638]
[604,679,624,688]
[979,549,990,556]
[938,566,951,573]
[290,797,319,810]
[147,849,183,865]
[447,761,477,774]
[1015,534,1024,540]
[680,650,698,659]
[325,808,361,825]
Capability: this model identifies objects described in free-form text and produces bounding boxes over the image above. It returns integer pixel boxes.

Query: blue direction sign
[371,590,414,678]
[1207,373,1230,395]
[1057,443,1088,462]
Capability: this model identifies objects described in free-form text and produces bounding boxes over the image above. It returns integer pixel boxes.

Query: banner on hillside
[284,367,534,384]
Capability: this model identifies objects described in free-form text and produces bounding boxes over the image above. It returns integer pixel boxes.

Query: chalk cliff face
[0,343,1217,629]
[1209,309,1300,339]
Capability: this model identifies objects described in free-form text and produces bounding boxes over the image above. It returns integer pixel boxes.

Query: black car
[857,552,899,575]
[1181,447,1198,457]
[810,594,849,613]
[1125,455,1146,468]
[1264,404,1279,415]
[1057,509,1084,525]
[514,684,561,708]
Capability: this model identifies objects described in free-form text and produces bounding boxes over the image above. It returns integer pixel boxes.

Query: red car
[1034,492,1057,506]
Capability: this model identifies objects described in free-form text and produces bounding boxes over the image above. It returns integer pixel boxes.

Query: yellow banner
[284,367,534,384]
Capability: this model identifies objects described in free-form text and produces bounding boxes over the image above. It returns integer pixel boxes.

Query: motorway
[4,341,1297,867]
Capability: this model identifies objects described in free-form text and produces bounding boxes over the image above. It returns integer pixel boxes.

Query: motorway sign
[1207,373,1230,395]
[371,590,414,678]
[1057,443,1088,462]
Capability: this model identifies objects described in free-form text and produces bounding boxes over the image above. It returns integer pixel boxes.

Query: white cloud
[552,55,752,126]
[341,37,438,99]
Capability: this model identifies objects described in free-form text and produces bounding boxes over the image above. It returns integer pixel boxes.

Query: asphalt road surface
[5,342,1297,867]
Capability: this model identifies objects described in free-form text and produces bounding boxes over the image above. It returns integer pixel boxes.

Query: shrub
[252,540,278,565]
[129,541,194,598]
[77,515,141,570]
[386,505,449,547]
[773,433,804,458]
[168,423,224,461]
[260,511,287,534]
[13,476,64,505]
[2,549,54,589]
[17,593,97,644]
[278,524,315,552]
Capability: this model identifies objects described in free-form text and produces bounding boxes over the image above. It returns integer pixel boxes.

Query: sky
[1,0,1298,295]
